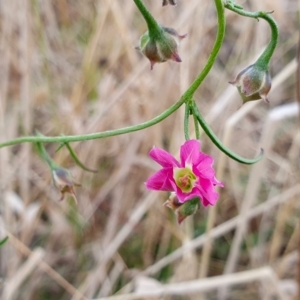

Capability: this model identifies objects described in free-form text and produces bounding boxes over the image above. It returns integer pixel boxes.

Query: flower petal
[180,139,201,167]
[193,153,215,179]
[196,177,220,206]
[194,153,224,187]
[145,168,174,191]
[149,147,180,167]
[213,177,224,187]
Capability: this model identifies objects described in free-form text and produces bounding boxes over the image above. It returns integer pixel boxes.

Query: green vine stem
[133,0,163,38]
[191,101,263,164]
[184,104,191,140]
[193,109,201,140]
[0,0,226,151]
[64,142,98,173]
[0,0,263,165]
[188,0,226,95]
[36,141,58,170]
[225,1,278,69]
[0,98,186,148]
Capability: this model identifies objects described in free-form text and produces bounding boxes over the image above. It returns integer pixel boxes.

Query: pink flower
[145,140,224,206]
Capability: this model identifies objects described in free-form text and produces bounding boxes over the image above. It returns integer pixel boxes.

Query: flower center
[173,167,197,193]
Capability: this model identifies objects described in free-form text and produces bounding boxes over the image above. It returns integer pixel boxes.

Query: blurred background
[0,0,299,299]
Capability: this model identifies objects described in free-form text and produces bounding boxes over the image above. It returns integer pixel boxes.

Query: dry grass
[0,0,299,299]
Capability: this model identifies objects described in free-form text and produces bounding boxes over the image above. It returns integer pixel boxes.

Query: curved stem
[0,0,225,148]
[185,0,226,96]
[191,102,263,165]
[184,104,190,140]
[225,2,278,68]
[65,142,98,173]
[0,0,226,151]
[133,0,162,38]
[0,97,186,149]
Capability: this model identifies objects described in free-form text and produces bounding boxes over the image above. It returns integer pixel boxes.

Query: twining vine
[0,0,278,223]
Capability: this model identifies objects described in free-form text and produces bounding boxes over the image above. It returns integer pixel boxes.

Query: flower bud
[229,64,271,103]
[164,193,199,224]
[138,26,186,70]
[52,167,80,203]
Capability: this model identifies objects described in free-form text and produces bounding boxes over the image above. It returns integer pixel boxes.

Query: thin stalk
[191,102,263,165]
[0,0,227,151]
[184,104,190,140]
[193,111,201,140]
[186,0,226,96]
[64,142,98,173]
[36,142,57,170]
[133,0,163,38]
[0,96,186,148]
[225,2,278,68]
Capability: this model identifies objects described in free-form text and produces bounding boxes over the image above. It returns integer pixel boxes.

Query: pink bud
[229,64,272,103]
[138,26,186,70]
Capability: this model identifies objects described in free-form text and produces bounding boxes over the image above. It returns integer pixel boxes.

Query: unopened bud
[164,193,199,224]
[138,26,186,70]
[229,64,271,103]
[52,167,80,203]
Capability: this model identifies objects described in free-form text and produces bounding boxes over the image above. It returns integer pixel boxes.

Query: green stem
[65,142,98,173]
[193,111,201,140]
[186,0,226,96]
[0,0,226,153]
[191,102,263,164]
[133,0,163,38]
[0,236,8,247]
[36,141,57,170]
[225,1,278,68]
[0,98,186,149]
[184,104,190,140]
